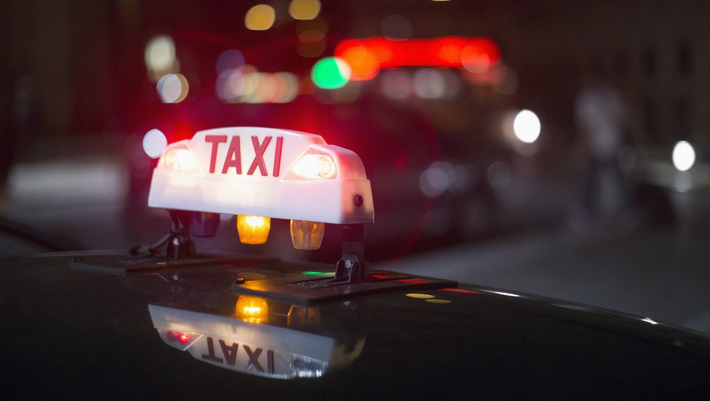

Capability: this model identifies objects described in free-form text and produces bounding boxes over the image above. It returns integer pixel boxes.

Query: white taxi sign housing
[148,127,374,224]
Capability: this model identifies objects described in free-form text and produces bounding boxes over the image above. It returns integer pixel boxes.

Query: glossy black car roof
[3,252,710,400]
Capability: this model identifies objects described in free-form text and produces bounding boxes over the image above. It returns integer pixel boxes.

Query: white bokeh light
[672,140,696,172]
[513,109,541,144]
[143,129,168,159]
[145,35,176,72]
[157,74,189,103]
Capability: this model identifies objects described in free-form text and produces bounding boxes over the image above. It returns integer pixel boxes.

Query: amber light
[290,220,325,250]
[287,305,321,327]
[236,296,269,323]
[236,215,271,244]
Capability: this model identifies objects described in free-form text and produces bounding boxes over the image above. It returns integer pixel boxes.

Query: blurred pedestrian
[573,69,634,229]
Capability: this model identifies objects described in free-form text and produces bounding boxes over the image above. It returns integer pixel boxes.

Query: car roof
[4,252,710,400]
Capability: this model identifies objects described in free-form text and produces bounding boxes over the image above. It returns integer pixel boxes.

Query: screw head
[354,195,363,207]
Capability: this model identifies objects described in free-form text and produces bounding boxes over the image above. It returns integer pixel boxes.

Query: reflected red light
[441,288,480,295]
[177,333,190,344]
[335,36,501,78]
[397,279,426,284]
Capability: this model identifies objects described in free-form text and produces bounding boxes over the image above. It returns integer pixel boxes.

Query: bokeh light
[381,15,413,40]
[413,68,445,98]
[672,140,696,172]
[311,57,351,89]
[296,19,328,58]
[419,162,453,197]
[380,70,413,99]
[513,109,541,144]
[245,4,276,31]
[439,68,461,98]
[335,37,499,72]
[216,66,299,103]
[145,35,178,82]
[145,35,176,72]
[289,0,321,20]
[462,45,491,73]
[156,73,189,103]
[142,129,167,159]
[215,49,245,74]
[339,45,380,80]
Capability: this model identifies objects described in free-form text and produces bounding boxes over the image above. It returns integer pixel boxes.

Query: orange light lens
[290,220,325,250]
[236,295,269,323]
[236,215,271,244]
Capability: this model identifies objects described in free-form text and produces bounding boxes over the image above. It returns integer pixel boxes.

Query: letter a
[222,136,242,174]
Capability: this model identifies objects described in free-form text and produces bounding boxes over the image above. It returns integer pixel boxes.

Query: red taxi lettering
[204,135,283,177]
[244,345,264,372]
[200,337,275,373]
[205,135,227,174]
[273,136,283,177]
[268,349,274,373]
[221,136,242,175]
[219,339,239,366]
[247,136,271,177]
[201,336,223,363]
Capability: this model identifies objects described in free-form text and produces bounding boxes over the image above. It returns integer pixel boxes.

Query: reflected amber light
[288,305,321,327]
[406,293,435,299]
[236,296,269,323]
[237,215,271,244]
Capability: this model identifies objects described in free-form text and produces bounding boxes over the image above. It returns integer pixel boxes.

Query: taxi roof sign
[148,127,374,224]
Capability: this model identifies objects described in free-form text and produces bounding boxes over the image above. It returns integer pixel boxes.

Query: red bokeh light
[335,36,501,80]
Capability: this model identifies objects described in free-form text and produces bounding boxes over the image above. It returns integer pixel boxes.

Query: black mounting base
[333,224,369,282]
[130,210,197,258]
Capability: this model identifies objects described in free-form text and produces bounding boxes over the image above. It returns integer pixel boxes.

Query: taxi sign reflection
[149,301,366,379]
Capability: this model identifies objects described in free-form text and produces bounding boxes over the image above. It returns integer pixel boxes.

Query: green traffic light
[311,57,350,89]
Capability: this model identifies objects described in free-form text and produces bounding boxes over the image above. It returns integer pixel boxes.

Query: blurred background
[2,0,710,332]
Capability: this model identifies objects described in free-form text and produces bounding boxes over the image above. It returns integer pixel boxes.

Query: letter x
[243,345,264,372]
[247,136,271,176]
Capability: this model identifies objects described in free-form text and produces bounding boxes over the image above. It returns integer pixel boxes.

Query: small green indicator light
[311,57,351,89]
[302,271,335,276]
